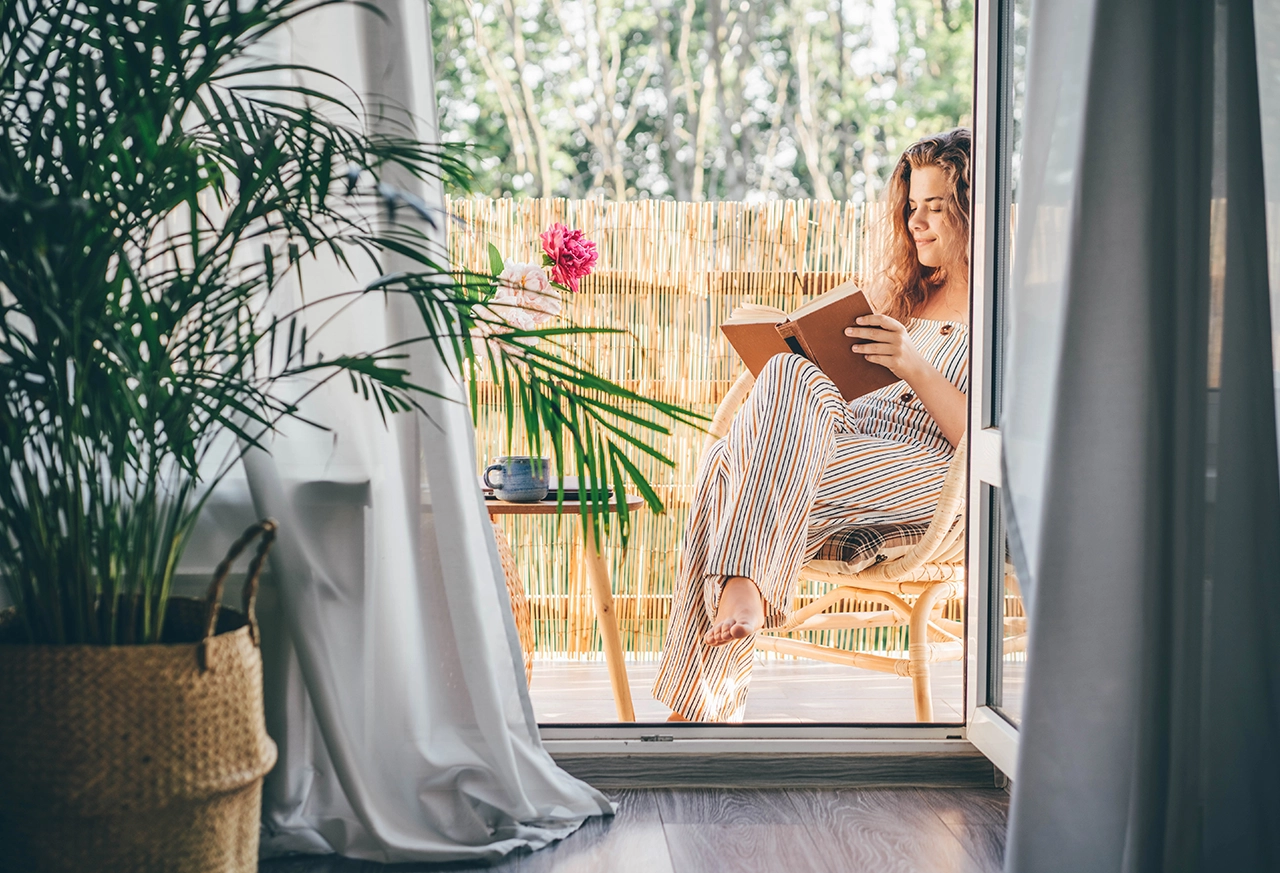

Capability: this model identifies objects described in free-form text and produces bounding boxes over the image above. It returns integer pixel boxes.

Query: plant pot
[0,522,279,873]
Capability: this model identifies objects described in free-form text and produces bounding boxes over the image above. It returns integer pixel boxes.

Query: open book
[720,281,900,401]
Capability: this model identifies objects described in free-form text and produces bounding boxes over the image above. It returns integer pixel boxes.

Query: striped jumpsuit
[652,319,969,722]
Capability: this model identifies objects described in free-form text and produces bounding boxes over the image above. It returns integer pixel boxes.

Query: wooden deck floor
[260,786,1009,872]
[531,656,981,723]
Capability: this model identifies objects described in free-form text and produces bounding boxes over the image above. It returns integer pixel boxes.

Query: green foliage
[0,0,700,645]
[431,0,973,200]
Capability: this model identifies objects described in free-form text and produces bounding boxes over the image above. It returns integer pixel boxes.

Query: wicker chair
[702,370,968,722]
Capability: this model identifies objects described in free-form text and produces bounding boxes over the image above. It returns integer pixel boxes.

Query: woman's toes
[705,619,733,646]
[707,615,757,646]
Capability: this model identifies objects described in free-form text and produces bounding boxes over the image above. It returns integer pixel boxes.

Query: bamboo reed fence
[447,196,1276,663]
[448,197,960,661]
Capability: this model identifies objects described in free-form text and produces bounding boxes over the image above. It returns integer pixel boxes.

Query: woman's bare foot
[666,711,688,722]
[704,576,765,647]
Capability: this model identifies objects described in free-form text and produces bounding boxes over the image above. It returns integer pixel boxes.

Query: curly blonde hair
[873,129,972,323]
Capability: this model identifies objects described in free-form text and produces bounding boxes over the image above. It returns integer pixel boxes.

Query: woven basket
[0,521,280,873]
[492,524,535,683]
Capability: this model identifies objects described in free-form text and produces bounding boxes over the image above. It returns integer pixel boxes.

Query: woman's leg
[652,355,849,721]
[652,438,745,721]
[703,355,851,625]
[803,435,954,544]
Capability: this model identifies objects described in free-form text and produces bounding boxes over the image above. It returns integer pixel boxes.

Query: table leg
[582,536,636,722]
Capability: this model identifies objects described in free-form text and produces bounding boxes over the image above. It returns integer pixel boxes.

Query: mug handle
[483,463,504,489]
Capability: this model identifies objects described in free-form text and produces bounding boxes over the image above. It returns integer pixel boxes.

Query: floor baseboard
[551,751,997,788]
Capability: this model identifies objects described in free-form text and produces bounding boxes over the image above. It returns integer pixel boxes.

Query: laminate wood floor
[259,786,1008,872]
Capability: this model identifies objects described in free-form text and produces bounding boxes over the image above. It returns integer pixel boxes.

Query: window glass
[990,0,1030,420]
[986,486,1025,723]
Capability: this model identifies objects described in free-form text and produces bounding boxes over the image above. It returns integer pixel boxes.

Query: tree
[431,0,974,201]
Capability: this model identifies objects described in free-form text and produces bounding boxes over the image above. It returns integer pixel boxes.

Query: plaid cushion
[810,521,932,574]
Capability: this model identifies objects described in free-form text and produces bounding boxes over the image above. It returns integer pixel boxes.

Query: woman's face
[907,165,959,269]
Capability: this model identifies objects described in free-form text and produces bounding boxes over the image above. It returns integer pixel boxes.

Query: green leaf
[487,242,505,277]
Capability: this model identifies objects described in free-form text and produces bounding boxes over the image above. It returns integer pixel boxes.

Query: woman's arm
[845,314,967,447]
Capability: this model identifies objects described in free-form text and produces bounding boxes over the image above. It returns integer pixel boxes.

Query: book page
[725,302,788,323]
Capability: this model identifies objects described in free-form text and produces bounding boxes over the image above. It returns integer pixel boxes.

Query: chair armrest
[700,369,756,465]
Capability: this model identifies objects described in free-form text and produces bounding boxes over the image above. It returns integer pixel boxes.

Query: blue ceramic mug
[483,456,550,502]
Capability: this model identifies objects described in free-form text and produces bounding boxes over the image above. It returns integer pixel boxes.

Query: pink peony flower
[539,223,598,293]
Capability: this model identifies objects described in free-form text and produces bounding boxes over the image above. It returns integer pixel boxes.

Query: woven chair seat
[808,520,934,575]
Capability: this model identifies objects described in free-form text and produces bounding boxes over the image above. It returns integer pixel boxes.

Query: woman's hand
[844,314,927,382]
[844,314,967,447]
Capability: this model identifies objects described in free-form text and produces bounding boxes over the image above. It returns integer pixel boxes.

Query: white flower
[470,260,562,365]
[489,260,561,330]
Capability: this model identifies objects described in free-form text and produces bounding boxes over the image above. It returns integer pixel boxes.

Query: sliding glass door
[966,0,1030,777]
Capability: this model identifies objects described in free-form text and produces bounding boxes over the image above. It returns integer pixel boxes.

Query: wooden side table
[487,495,644,722]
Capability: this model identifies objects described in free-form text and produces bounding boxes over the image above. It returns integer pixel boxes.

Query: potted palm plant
[0,1,698,870]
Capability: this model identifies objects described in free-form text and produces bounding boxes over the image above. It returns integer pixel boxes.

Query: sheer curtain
[190,0,613,863]
[1003,0,1280,870]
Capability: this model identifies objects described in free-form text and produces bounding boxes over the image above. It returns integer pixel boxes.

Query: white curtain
[1003,0,1280,870]
[189,0,613,863]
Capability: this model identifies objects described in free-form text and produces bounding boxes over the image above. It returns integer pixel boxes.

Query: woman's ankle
[722,575,758,592]
[721,576,763,605]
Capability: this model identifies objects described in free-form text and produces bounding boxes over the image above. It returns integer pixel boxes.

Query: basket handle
[200,519,278,670]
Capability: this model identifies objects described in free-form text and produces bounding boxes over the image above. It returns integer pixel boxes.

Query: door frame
[536,0,1020,769]
[964,0,1022,779]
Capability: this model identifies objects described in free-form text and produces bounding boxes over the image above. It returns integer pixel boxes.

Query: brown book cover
[719,282,900,401]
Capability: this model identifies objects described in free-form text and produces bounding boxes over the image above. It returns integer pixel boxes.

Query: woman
[653,129,972,722]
